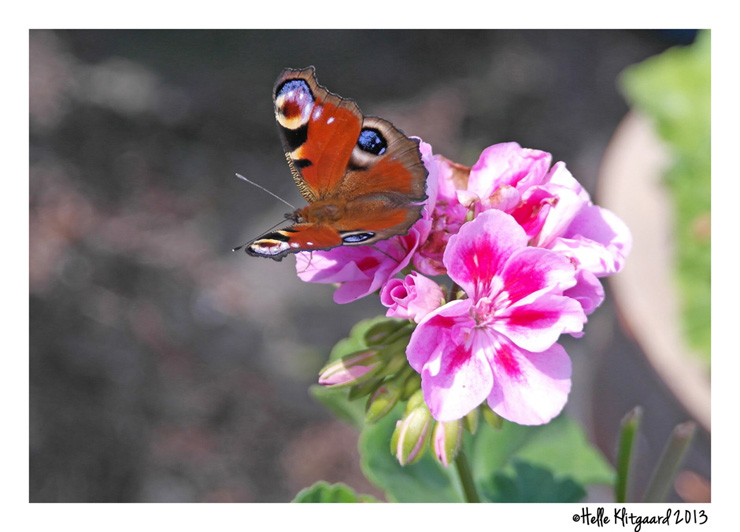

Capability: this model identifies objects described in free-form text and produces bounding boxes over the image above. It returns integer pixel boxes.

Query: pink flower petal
[526,184,587,248]
[444,209,528,300]
[295,219,430,304]
[559,205,632,275]
[467,142,552,201]
[495,293,586,352]
[564,269,605,317]
[420,326,495,422]
[487,340,572,425]
[407,299,472,373]
[543,161,590,202]
[499,246,578,303]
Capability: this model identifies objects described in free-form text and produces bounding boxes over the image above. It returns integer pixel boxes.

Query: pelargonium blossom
[406,209,587,424]
[379,271,445,323]
[414,142,631,314]
[295,218,430,304]
[413,141,470,276]
[297,138,631,433]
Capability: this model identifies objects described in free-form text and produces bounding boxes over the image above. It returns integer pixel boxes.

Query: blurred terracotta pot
[597,112,710,432]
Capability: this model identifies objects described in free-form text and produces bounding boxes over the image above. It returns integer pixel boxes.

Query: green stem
[642,421,696,502]
[454,446,481,503]
[615,406,642,503]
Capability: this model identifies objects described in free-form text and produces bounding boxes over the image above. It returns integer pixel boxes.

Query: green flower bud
[365,379,403,424]
[318,349,383,388]
[404,389,426,414]
[481,403,504,430]
[432,419,463,467]
[377,350,408,379]
[348,375,384,400]
[363,319,408,346]
[463,407,479,435]
[401,372,421,400]
[391,401,433,466]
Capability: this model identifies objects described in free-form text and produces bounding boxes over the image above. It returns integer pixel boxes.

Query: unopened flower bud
[365,379,403,424]
[377,350,409,378]
[391,401,433,466]
[463,408,479,435]
[432,419,463,467]
[481,404,504,430]
[401,372,422,400]
[404,389,426,413]
[318,349,383,388]
[363,319,408,346]
[348,375,384,400]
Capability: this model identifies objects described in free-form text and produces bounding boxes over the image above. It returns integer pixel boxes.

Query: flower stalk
[615,406,643,503]
[454,446,480,503]
[642,421,697,502]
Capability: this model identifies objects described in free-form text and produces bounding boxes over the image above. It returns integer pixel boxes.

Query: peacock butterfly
[245,67,428,260]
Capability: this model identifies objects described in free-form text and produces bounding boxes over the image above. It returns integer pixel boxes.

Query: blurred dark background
[29,29,709,502]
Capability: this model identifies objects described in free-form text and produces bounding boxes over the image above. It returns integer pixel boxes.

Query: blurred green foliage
[293,481,379,502]
[620,30,711,368]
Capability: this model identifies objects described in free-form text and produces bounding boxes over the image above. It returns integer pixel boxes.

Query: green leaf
[470,415,614,489]
[358,405,463,502]
[292,481,379,503]
[481,460,586,502]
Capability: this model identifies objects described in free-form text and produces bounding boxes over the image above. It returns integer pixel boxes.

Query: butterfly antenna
[235,173,296,211]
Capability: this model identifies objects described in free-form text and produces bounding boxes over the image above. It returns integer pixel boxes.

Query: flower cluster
[302,141,631,462]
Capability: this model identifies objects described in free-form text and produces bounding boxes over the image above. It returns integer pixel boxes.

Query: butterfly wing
[273,66,363,203]
[248,67,427,260]
[329,116,427,243]
[245,223,342,260]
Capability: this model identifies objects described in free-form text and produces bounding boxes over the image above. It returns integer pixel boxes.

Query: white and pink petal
[444,210,528,300]
[493,293,586,352]
[421,328,495,422]
[487,339,572,425]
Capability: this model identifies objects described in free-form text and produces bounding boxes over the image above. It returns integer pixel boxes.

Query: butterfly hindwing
[246,224,342,260]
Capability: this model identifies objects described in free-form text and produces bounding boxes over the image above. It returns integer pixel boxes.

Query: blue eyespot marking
[342,232,376,243]
[276,79,312,101]
[357,129,387,155]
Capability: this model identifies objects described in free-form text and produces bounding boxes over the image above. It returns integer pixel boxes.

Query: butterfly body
[246,67,427,260]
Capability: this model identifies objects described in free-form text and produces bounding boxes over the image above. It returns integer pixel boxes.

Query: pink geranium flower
[526,161,632,313]
[295,219,431,304]
[422,142,632,314]
[380,271,445,323]
[464,142,553,213]
[406,209,587,424]
[413,142,471,276]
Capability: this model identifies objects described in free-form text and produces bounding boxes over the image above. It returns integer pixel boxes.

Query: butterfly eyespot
[357,129,387,155]
[275,79,313,103]
[275,79,315,130]
[341,232,376,244]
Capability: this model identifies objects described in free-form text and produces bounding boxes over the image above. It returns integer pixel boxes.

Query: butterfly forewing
[273,67,362,202]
